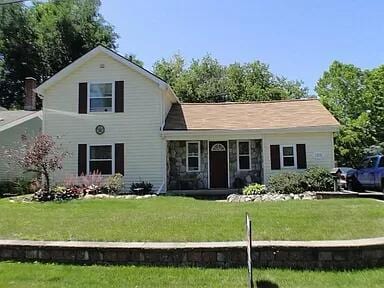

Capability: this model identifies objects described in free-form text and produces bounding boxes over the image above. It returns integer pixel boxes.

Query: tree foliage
[316,61,384,166]
[0,0,118,108]
[125,53,144,67]
[3,134,68,191]
[153,54,309,103]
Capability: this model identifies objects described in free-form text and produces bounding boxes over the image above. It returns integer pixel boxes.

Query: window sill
[281,166,297,170]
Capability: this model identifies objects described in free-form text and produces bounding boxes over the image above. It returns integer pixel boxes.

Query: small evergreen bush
[130,181,153,195]
[267,172,307,194]
[0,178,38,197]
[305,167,334,191]
[267,167,334,194]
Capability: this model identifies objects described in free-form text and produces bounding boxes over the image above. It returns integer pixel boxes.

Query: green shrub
[305,167,334,191]
[242,183,266,195]
[106,173,124,194]
[32,185,84,202]
[267,167,334,194]
[130,181,153,195]
[0,178,38,197]
[267,172,307,194]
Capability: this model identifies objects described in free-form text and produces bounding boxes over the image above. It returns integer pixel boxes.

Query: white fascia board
[161,125,340,140]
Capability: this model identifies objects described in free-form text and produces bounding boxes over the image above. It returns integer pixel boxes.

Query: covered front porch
[166,139,263,192]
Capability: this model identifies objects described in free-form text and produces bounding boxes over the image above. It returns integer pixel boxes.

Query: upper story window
[238,141,251,170]
[89,83,113,112]
[281,145,296,168]
[89,145,114,175]
[187,141,200,172]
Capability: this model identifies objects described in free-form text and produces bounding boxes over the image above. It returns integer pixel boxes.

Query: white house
[35,45,339,193]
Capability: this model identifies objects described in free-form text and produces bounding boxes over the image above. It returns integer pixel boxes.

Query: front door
[209,141,228,188]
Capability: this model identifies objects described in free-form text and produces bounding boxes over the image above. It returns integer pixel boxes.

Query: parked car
[335,167,353,188]
[346,155,384,192]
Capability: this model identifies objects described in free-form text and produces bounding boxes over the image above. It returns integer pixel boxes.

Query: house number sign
[95,125,105,135]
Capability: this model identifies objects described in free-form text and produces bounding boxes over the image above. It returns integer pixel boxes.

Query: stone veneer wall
[229,139,263,188]
[1,239,384,269]
[167,141,208,190]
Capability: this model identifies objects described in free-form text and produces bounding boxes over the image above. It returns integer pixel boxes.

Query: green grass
[0,197,383,241]
[0,262,383,288]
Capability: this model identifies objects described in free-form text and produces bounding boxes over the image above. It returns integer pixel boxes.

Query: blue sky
[100,0,384,94]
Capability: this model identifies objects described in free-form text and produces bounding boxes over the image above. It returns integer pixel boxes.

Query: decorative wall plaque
[95,125,105,135]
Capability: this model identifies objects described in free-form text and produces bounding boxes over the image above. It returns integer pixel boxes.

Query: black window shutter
[115,143,124,175]
[78,144,87,176]
[270,145,281,170]
[115,81,124,113]
[78,82,88,114]
[296,144,307,169]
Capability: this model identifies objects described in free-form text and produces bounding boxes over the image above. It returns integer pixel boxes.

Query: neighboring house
[35,45,339,193]
[0,80,42,181]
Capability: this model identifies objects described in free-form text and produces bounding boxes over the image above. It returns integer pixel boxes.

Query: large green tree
[316,61,384,166]
[153,54,309,103]
[0,0,118,108]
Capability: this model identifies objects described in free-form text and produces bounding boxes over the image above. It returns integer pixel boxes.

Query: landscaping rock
[226,191,316,203]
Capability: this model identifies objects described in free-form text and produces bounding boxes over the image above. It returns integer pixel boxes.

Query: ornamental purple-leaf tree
[4,134,68,191]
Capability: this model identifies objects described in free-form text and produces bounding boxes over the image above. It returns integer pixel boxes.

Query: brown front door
[209,141,228,188]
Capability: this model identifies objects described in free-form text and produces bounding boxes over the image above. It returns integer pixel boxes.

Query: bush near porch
[0,197,382,242]
[266,167,334,194]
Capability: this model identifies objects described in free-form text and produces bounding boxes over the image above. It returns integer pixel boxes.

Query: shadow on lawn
[256,280,279,288]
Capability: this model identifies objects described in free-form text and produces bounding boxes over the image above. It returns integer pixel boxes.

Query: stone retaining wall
[1,239,384,269]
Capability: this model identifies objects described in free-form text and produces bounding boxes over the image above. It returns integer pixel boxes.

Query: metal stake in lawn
[245,213,254,288]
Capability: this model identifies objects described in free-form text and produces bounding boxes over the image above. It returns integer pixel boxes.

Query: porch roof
[163,99,339,132]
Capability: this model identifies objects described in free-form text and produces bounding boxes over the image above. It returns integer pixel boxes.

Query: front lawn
[0,197,383,241]
[0,262,383,288]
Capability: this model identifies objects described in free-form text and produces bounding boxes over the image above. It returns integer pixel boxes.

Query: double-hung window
[238,141,251,170]
[89,145,113,175]
[89,83,113,112]
[281,145,295,168]
[187,141,200,172]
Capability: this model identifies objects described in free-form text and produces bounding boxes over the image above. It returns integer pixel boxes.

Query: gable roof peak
[35,45,179,103]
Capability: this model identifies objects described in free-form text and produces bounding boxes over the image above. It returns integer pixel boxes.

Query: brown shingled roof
[163,99,339,131]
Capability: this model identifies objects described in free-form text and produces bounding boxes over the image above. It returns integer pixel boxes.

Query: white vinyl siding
[43,52,171,191]
[0,117,42,181]
[263,132,335,183]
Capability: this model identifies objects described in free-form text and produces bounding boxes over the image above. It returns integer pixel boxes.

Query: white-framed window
[186,141,200,172]
[89,82,114,112]
[237,140,251,170]
[88,144,114,175]
[281,145,296,168]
